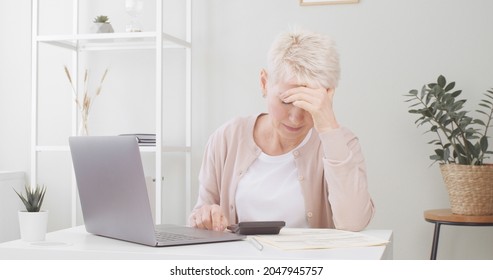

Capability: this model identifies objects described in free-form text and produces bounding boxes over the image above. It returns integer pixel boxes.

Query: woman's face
[261,71,314,142]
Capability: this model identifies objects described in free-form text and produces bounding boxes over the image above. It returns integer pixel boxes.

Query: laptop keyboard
[154,230,202,242]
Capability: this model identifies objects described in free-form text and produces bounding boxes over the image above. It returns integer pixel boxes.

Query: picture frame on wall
[300,0,359,5]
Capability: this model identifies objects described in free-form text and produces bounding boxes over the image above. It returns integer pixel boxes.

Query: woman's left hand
[280,87,339,133]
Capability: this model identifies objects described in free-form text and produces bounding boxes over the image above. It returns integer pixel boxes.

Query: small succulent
[14,185,47,212]
[93,15,110,23]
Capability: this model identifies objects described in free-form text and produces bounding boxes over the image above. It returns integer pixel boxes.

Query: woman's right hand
[189,204,228,231]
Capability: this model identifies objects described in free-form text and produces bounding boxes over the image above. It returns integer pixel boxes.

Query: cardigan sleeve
[193,133,222,210]
[319,128,375,231]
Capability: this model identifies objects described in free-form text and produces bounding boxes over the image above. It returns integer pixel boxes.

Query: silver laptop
[68,136,244,247]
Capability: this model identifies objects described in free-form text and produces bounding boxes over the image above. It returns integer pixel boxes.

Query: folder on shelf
[119,134,156,146]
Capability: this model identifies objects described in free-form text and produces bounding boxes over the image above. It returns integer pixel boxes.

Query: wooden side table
[424,209,493,260]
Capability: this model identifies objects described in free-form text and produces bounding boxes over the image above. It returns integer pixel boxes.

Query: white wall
[2,0,493,259]
[0,1,31,174]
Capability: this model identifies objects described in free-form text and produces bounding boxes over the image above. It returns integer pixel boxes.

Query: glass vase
[78,110,89,136]
[125,0,144,32]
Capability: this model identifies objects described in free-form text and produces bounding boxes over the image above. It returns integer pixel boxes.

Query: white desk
[0,226,393,260]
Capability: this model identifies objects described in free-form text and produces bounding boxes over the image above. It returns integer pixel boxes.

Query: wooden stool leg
[430,222,441,260]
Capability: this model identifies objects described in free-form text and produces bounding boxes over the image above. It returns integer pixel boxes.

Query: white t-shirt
[235,130,312,228]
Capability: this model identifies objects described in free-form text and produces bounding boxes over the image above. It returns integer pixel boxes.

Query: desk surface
[0,226,393,260]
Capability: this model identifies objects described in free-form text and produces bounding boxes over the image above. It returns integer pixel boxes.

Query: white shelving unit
[31,0,192,227]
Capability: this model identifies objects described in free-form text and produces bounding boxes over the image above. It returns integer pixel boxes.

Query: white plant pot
[93,22,114,33]
[18,210,48,242]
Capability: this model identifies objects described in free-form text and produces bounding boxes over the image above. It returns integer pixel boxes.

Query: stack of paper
[254,228,389,250]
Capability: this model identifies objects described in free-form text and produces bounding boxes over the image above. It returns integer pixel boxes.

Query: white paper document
[254,228,389,250]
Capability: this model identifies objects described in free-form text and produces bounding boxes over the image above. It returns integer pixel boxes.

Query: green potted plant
[14,185,48,241]
[92,15,114,33]
[405,75,493,215]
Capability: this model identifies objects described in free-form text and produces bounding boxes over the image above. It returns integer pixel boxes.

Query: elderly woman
[189,28,374,232]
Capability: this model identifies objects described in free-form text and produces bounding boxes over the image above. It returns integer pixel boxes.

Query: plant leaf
[480,136,488,153]
[444,81,455,92]
[437,75,446,88]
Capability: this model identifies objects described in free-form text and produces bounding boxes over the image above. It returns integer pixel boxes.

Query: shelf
[32,0,192,227]
[37,32,191,51]
[139,145,192,153]
[35,145,191,153]
[35,145,70,152]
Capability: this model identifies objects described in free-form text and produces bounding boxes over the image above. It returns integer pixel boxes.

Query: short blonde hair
[267,28,340,89]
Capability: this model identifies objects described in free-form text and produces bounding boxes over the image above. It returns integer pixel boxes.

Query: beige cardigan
[193,114,374,231]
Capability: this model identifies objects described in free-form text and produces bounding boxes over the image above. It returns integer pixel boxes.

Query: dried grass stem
[63,65,109,135]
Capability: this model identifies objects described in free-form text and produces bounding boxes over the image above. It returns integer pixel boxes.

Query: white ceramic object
[93,22,114,33]
[18,210,49,242]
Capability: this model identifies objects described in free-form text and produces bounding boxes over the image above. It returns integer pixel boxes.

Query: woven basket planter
[440,164,493,215]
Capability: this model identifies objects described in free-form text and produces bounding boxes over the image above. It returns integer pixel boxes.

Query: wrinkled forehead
[273,76,321,93]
